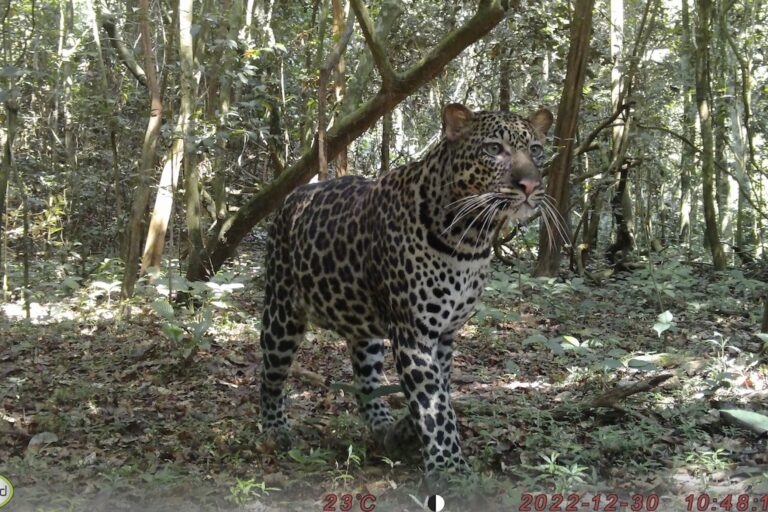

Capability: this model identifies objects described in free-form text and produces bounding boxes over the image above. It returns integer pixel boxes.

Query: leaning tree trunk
[694,0,727,270]
[122,0,163,298]
[534,0,595,277]
[186,0,510,282]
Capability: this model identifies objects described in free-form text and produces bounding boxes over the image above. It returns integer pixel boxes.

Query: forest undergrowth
[1,239,767,512]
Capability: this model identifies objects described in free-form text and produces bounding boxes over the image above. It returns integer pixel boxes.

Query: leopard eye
[529,143,544,163]
[483,142,504,157]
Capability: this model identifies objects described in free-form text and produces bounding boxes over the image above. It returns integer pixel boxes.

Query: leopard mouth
[497,187,538,212]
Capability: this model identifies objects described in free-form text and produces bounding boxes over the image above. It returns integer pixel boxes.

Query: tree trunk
[694,0,727,270]
[0,99,17,281]
[122,0,163,298]
[332,0,348,176]
[140,0,203,275]
[380,111,392,175]
[678,0,695,245]
[584,187,602,250]
[177,0,206,281]
[534,0,594,277]
[87,0,124,241]
[186,0,509,281]
[60,0,78,237]
[498,48,510,111]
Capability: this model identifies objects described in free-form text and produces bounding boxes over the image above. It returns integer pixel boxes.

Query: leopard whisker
[442,194,497,235]
[539,203,556,247]
[540,201,570,246]
[540,198,570,244]
[453,200,499,252]
[475,200,504,253]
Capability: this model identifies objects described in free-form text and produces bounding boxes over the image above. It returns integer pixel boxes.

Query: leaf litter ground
[1,242,767,511]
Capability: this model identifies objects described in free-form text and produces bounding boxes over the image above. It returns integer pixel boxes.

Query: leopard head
[441,103,554,223]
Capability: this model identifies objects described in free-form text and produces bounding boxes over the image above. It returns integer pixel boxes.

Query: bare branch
[574,103,631,156]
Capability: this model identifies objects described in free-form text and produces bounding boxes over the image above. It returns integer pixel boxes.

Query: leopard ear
[442,103,474,141]
[529,108,554,137]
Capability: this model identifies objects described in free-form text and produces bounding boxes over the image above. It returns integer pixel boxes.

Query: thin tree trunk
[177,0,206,282]
[499,48,510,111]
[0,99,17,283]
[122,0,163,298]
[584,187,602,249]
[87,0,124,235]
[678,0,696,245]
[694,0,727,270]
[60,0,78,238]
[332,0,348,175]
[318,6,354,182]
[380,111,392,175]
[534,0,594,276]
[140,0,202,274]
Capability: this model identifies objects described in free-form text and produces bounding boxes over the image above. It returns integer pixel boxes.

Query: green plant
[685,448,730,476]
[227,478,279,508]
[526,452,591,492]
[335,444,363,485]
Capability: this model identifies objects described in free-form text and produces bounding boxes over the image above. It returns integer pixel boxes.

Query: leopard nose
[517,178,541,197]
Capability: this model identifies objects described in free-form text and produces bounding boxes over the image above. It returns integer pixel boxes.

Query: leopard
[259,103,554,476]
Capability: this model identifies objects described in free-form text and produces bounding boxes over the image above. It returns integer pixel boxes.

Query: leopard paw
[260,426,293,452]
[382,415,420,454]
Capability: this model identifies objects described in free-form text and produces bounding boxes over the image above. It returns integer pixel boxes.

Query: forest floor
[1,236,768,512]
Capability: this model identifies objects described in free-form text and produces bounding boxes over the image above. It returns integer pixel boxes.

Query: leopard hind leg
[259,268,306,449]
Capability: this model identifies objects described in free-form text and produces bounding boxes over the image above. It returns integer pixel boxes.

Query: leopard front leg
[349,339,395,435]
[391,326,470,476]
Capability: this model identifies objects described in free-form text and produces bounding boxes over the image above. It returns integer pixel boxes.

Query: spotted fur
[259,104,553,475]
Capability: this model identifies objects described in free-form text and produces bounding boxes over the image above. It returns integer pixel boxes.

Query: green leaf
[360,384,403,403]
[653,311,674,337]
[719,409,768,435]
[151,299,175,321]
[161,323,185,342]
[545,339,565,355]
[522,333,548,346]
[562,335,580,347]
[653,322,671,337]
[601,358,623,370]
[29,431,59,448]
[61,276,82,290]
[627,359,658,371]
[505,360,520,374]
[330,382,402,403]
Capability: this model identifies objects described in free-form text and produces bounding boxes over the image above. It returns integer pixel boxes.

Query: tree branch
[101,14,148,87]
[574,103,631,156]
[350,0,397,89]
[188,0,509,280]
